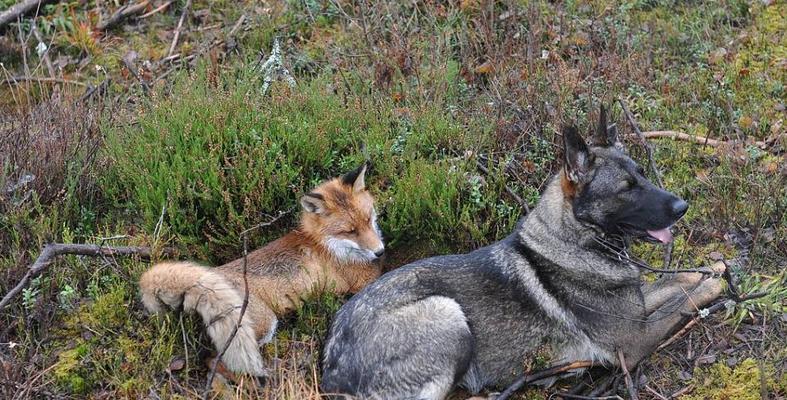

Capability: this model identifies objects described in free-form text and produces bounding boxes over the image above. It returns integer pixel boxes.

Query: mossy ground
[1,0,785,399]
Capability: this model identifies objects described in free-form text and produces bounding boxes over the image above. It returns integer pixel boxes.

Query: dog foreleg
[627,263,726,367]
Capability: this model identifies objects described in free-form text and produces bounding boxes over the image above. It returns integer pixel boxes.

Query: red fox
[139,163,384,376]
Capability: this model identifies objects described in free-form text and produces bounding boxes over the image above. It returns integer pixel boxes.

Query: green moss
[686,358,780,400]
[53,343,92,394]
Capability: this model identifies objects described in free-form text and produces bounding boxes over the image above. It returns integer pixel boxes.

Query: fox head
[300,162,385,263]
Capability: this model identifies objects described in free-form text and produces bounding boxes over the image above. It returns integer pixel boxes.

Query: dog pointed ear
[341,161,368,192]
[592,105,619,148]
[563,126,592,183]
[300,192,326,214]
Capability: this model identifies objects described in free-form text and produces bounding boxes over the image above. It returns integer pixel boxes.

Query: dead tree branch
[1,76,86,86]
[96,0,150,31]
[638,130,771,150]
[496,360,594,400]
[0,243,171,311]
[0,0,53,30]
[168,0,192,57]
[616,350,639,400]
[139,0,172,19]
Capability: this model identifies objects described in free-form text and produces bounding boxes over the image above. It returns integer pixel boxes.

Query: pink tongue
[647,228,673,244]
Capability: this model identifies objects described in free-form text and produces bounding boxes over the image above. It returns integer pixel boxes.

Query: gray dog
[321,107,726,400]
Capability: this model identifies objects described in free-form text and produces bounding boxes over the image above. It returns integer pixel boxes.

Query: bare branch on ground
[0,243,172,311]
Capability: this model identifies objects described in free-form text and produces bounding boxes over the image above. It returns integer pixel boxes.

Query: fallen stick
[139,0,172,19]
[167,0,192,57]
[0,0,53,30]
[0,243,171,311]
[616,350,639,400]
[638,130,770,149]
[496,360,594,400]
[96,0,150,31]
[554,394,623,400]
[1,76,86,86]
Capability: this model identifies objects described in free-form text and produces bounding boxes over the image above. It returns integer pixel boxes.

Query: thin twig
[227,14,246,38]
[658,290,768,350]
[0,243,171,310]
[202,211,287,397]
[550,394,624,400]
[476,160,530,214]
[203,235,250,399]
[239,209,291,237]
[644,384,669,400]
[616,350,639,400]
[79,78,110,102]
[618,99,663,188]
[121,55,150,92]
[168,0,192,57]
[496,360,594,400]
[637,131,771,150]
[30,23,54,78]
[139,0,172,19]
[96,0,150,31]
[1,76,86,86]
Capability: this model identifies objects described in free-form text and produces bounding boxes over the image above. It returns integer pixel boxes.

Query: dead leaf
[168,357,186,372]
[474,61,494,75]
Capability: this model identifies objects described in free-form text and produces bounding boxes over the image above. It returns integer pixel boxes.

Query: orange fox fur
[139,163,384,376]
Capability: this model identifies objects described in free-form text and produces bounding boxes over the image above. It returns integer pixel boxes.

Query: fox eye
[344,228,357,235]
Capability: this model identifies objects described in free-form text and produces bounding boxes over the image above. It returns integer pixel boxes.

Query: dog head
[560,106,688,244]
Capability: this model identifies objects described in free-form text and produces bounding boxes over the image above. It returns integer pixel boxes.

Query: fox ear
[563,126,592,183]
[593,105,621,149]
[341,162,368,193]
[300,192,326,214]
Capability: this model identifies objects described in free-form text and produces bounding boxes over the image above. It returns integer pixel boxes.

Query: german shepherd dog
[320,108,726,399]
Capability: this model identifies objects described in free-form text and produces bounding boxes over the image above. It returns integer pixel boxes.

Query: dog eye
[620,179,635,191]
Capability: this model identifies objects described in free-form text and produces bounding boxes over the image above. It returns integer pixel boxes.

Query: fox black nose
[671,199,689,218]
[374,248,385,257]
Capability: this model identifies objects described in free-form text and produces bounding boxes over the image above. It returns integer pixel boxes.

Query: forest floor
[0,0,785,399]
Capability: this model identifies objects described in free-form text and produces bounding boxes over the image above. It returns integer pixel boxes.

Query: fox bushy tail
[139,262,266,376]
